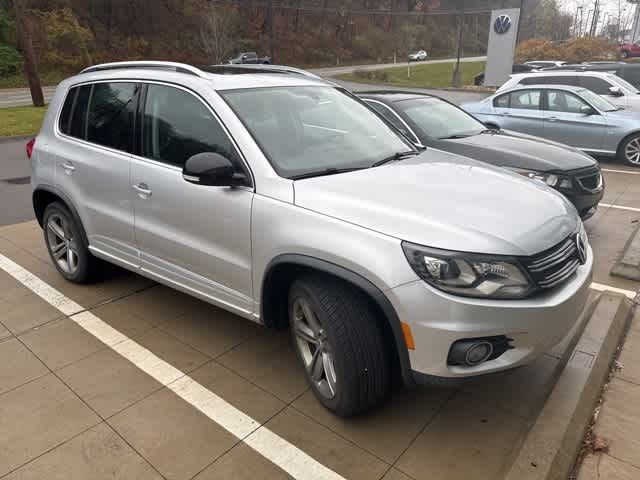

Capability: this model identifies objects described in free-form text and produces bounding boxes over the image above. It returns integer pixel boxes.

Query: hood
[430,130,597,172]
[293,150,578,256]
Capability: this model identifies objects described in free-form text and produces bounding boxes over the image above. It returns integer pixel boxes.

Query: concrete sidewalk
[577,310,640,479]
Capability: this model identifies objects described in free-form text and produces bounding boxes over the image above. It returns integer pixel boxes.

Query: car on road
[408,50,428,62]
[620,42,640,59]
[498,71,640,112]
[30,61,592,416]
[524,60,567,69]
[228,51,271,64]
[462,84,640,167]
[358,91,604,219]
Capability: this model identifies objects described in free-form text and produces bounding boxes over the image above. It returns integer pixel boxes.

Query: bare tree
[13,0,43,107]
[199,6,235,65]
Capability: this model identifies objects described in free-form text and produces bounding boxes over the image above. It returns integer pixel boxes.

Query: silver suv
[30,61,593,416]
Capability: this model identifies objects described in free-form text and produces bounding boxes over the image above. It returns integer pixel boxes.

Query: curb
[611,223,640,281]
[504,292,634,480]
[0,135,32,144]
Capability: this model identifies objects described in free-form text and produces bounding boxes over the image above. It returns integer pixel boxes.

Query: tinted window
[69,85,91,139]
[143,84,239,168]
[494,94,510,108]
[579,76,612,95]
[59,88,77,135]
[87,82,137,152]
[520,77,545,86]
[620,66,640,88]
[539,75,578,87]
[546,91,588,113]
[397,97,484,140]
[510,90,541,110]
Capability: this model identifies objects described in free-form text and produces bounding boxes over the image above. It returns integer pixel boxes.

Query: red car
[620,43,640,58]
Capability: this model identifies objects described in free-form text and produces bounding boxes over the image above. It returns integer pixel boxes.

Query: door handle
[133,183,152,198]
[61,161,75,174]
[547,116,557,122]
[501,111,511,116]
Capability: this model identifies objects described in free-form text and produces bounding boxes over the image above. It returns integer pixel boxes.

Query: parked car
[358,91,603,219]
[498,71,640,112]
[228,51,271,64]
[408,50,428,62]
[524,60,567,69]
[474,63,535,86]
[31,61,592,416]
[543,62,640,90]
[462,84,640,167]
[620,42,640,59]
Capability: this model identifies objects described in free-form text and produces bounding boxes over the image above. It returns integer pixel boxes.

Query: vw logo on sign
[494,14,512,35]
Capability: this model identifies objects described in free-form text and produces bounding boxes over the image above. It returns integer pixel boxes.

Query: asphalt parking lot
[1,144,640,479]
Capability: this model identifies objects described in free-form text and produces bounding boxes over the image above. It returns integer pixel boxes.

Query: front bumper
[387,245,593,381]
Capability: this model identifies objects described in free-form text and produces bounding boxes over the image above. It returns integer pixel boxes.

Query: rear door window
[509,90,541,110]
[86,82,138,153]
[579,76,613,95]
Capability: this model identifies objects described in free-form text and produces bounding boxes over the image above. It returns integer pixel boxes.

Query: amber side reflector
[400,322,415,350]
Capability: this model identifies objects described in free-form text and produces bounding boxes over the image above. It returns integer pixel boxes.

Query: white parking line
[601,168,640,175]
[600,203,640,213]
[590,282,637,300]
[0,253,345,480]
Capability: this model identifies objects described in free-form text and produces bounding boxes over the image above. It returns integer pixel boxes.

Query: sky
[558,0,638,33]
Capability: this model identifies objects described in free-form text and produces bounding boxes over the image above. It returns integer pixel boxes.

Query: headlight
[402,242,535,299]
[508,169,572,189]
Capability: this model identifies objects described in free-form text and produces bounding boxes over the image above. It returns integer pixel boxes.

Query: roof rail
[81,61,204,77]
[202,64,322,80]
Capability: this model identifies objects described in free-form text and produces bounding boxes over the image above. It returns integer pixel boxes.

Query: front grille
[523,236,581,290]
[575,169,603,193]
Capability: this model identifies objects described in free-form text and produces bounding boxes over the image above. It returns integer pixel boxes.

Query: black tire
[289,274,390,416]
[617,133,640,167]
[42,202,99,283]
[622,51,630,59]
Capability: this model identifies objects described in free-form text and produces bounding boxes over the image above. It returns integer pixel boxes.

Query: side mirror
[580,105,595,115]
[609,86,623,97]
[484,122,500,130]
[183,152,245,187]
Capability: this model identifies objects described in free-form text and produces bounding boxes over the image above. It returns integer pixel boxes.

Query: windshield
[578,88,618,111]
[395,97,485,139]
[221,86,411,178]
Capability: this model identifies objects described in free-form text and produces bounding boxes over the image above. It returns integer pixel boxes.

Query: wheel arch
[32,185,89,246]
[260,254,414,386]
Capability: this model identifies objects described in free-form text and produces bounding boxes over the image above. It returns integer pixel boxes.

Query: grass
[0,105,47,137]
[0,71,68,89]
[337,60,486,89]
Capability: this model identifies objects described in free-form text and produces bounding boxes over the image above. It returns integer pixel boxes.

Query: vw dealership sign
[484,8,521,87]
[494,14,512,35]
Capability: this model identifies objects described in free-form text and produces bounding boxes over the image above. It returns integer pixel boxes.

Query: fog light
[465,341,493,365]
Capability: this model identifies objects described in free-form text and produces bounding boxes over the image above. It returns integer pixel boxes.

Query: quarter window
[87,82,137,152]
[142,84,239,168]
[58,88,77,135]
[69,85,91,140]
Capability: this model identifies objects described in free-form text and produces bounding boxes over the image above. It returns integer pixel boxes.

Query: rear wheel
[289,275,390,417]
[43,202,99,283]
[618,134,640,167]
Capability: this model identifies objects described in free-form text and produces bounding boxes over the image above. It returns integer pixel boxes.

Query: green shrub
[0,44,21,76]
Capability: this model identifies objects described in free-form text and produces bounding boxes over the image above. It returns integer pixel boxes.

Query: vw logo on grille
[576,233,587,265]
[494,15,512,35]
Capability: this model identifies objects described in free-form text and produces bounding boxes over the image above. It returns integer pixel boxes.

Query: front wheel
[289,275,390,417]
[618,134,640,167]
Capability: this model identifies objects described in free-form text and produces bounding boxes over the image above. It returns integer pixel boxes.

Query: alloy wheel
[46,213,79,274]
[625,137,640,165]
[292,297,337,400]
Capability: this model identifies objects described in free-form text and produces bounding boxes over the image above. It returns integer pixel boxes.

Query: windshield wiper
[371,150,419,168]
[290,167,367,180]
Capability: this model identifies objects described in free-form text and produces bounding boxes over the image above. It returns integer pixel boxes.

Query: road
[0,57,486,108]
[0,86,56,108]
